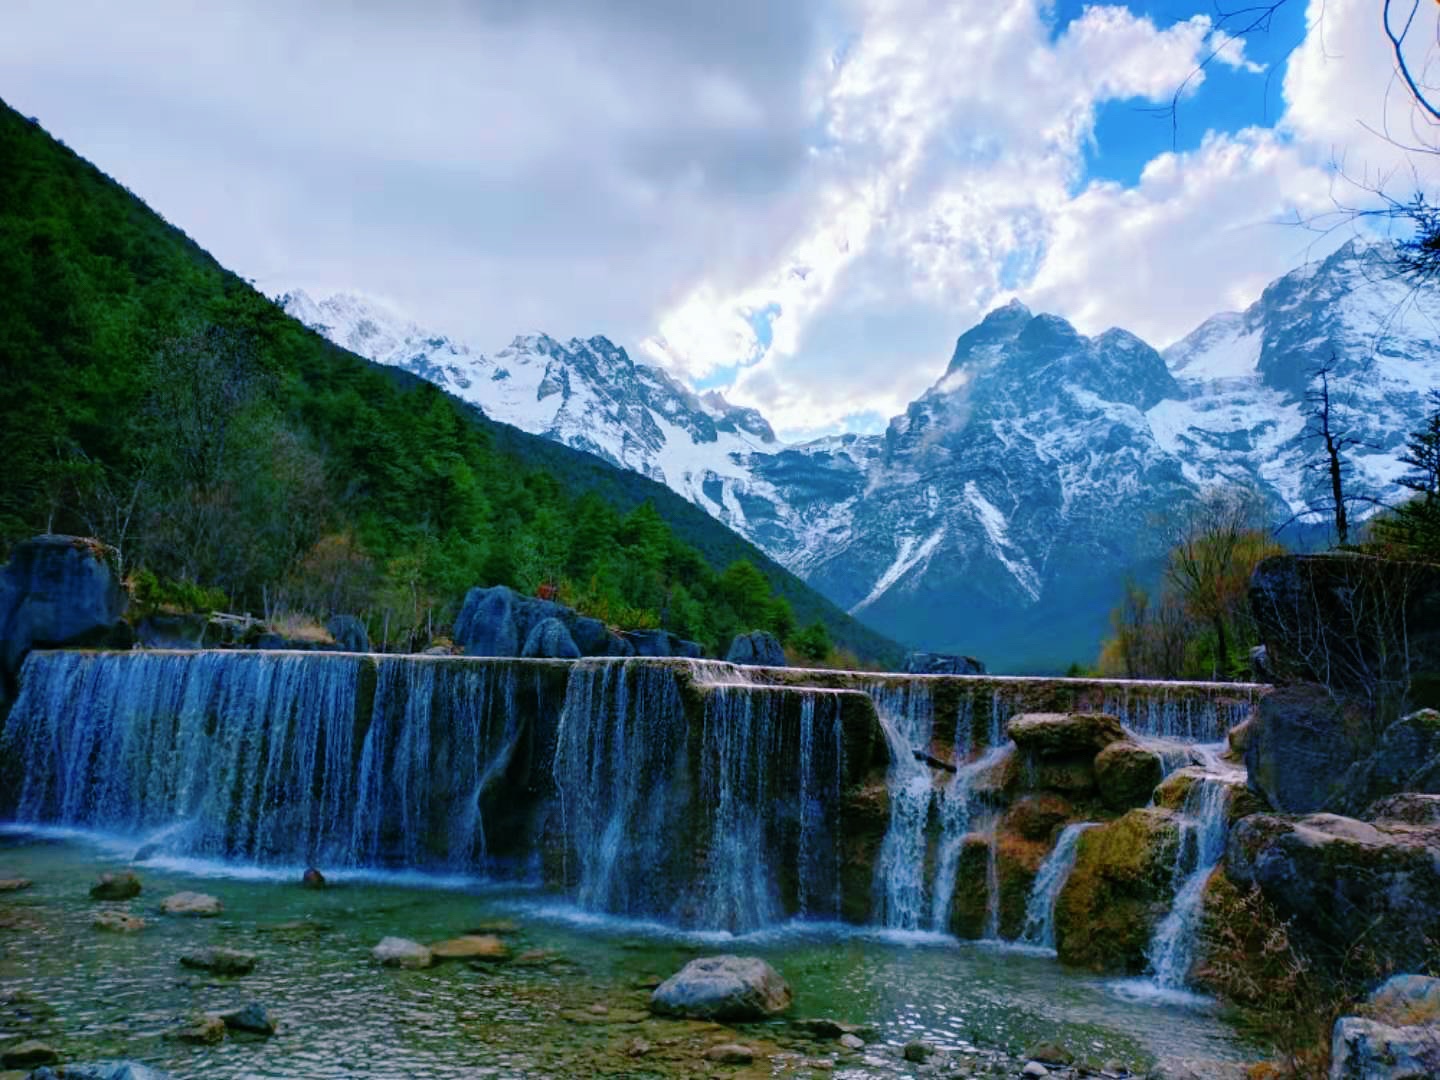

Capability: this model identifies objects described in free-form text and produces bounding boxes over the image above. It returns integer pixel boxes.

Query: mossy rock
[995,830,1048,940]
[1054,807,1181,972]
[949,833,994,939]
[1094,741,1162,811]
[1004,794,1075,842]
[1007,713,1124,757]
[947,829,1050,940]
[1023,754,1097,796]
[1157,768,1265,825]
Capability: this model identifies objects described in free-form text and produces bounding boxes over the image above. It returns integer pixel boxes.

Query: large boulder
[453,585,526,657]
[1094,741,1163,811]
[521,617,580,659]
[1054,807,1182,972]
[625,628,703,659]
[1007,713,1125,757]
[326,614,369,653]
[649,955,792,1020]
[1226,804,1440,973]
[726,631,786,668]
[0,535,129,692]
[1250,553,1440,714]
[1330,974,1440,1079]
[1248,682,1440,814]
[905,651,985,675]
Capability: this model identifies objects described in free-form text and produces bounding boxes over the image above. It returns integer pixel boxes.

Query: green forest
[0,100,900,664]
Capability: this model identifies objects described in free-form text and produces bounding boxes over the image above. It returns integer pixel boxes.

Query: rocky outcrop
[1008,713,1125,757]
[1226,799,1440,973]
[1330,974,1440,1079]
[1094,741,1163,811]
[726,630,786,667]
[1054,807,1181,972]
[904,652,985,675]
[453,584,689,659]
[0,535,129,695]
[1250,553,1440,716]
[521,617,581,659]
[649,955,792,1020]
[1247,682,1440,814]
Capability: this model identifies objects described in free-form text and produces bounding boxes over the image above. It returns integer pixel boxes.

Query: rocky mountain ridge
[285,239,1440,669]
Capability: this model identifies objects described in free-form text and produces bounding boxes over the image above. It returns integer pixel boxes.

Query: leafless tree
[1290,355,1386,546]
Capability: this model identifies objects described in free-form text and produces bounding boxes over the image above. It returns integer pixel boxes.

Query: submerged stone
[1,1040,57,1068]
[178,947,257,976]
[0,877,32,892]
[92,911,145,933]
[89,872,140,901]
[163,1013,225,1045]
[373,936,432,969]
[26,1064,170,1080]
[219,1002,276,1036]
[650,955,792,1021]
[301,867,325,889]
[429,935,508,962]
[160,891,222,917]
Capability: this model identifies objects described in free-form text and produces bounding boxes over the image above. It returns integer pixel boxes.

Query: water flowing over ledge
[0,649,1264,944]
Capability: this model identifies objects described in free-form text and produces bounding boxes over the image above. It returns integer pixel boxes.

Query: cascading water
[1020,822,1097,951]
[1,650,528,871]
[551,659,850,932]
[1146,768,1233,989]
[929,745,1009,932]
[1103,688,1256,744]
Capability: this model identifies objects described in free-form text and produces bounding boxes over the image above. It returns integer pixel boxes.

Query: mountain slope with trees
[0,99,901,665]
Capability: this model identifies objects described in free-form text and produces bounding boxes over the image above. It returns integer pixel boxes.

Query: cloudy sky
[6,0,1438,438]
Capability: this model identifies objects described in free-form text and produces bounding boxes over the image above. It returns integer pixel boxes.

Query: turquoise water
[0,829,1253,1078]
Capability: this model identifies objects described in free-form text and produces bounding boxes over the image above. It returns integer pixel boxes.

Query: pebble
[160,891,222,917]
[839,1033,865,1050]
[179,947,257,975]
[219,1002,276,1035]
[93,910,146,933]
[704,1043,755,1065]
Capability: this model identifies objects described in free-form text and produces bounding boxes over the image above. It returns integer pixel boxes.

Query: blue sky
[1068,0,1310,186]
[3,0,1432,440]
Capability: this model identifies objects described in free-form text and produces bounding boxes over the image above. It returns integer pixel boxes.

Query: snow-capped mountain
[284,239,1440,670]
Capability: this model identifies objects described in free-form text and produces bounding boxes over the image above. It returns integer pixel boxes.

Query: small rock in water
[1,1040,58,1068]
[93,910,146,933]
[1022,1063,1050,1078]
[373,936,432,969]
[90,871,141,900]
[794,1018,879,1041]
[429,934,508,962]
[164,1013,226,1045]
[179,947,257,975]
[160,891,222,917]
[219,1002,276,1036]
[839,1033,865,1050]
[903,1040,935,1063]
[1025,1042,1075,1066]
[649,955,792,1021]
[1100,1062,1131,1078]
[301,867,326,889]
[0,877,32,892]
[466,918,520,934]
[704,1043,755,1065]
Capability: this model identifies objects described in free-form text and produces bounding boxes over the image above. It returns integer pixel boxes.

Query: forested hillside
[0,100,900,664]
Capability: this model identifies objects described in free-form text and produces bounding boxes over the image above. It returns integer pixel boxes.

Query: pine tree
[1379,390,1440,558]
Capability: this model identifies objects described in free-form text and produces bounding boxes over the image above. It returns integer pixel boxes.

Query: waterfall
[871,714,935,929]
[2,650,530,872]
[1103,688,1255,744]
[930,745,1010,931]
[1147,773,1232,988]
[1020,822,1097,951]
[551,659,850,932]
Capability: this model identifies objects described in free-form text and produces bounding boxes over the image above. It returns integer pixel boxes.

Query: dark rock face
[1250,553,1440,716]
[1245,683,1363,813]
[326,614,369,653]
[649,955,792,1020]
[522,617,581,659]
[904,652,985,675]
[625,628,703,659]
[1226,803,1440,973]
[454,585,697,659]
[1247,680,1440,814]
[1094,741,1163,811]
[0,535,128,692]
[135,613,209,649]
[726,631,786,667]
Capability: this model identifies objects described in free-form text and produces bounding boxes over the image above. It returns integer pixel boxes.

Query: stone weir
[0,650,1264,941]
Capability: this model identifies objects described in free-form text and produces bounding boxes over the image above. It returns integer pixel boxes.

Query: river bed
[0,829,1255,1078]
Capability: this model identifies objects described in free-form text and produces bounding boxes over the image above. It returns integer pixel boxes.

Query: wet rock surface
[88,873,141,901]
[650,955,793,1021]
[177,947,257,976]
[159,891,221,917]
[1330,974,1440,1079]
